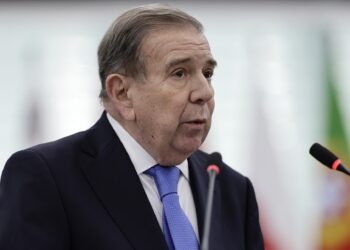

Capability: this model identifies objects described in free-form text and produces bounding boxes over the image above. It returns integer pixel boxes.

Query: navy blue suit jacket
[0,112,264,249]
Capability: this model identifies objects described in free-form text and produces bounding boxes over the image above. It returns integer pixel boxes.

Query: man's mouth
[182,119,207,128]
[188,119,206,124]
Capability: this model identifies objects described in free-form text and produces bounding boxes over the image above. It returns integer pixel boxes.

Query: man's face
[127,26,216,165]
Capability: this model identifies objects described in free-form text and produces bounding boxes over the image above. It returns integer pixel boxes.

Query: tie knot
[146,165,180,199]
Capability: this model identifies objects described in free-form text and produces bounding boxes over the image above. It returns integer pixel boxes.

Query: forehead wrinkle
[147,36,210,61]
[163,41,213,66]
[141,28,213,74]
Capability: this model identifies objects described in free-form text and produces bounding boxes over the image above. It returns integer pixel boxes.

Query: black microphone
[201,152,221,250]
[309,142,350,176]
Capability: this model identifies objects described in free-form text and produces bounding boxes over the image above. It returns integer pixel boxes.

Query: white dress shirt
[106,113,199,240]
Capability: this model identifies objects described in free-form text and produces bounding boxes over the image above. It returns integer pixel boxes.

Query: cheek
[138,98,180,134]
[158,93,187,122]
[136,87,189,132]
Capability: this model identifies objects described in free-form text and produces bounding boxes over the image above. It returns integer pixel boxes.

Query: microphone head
[309,142,339,169]
[206,152,222,174]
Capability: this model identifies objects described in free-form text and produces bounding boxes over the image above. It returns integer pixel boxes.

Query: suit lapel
[79,113,168,250]
[188,154,208,243]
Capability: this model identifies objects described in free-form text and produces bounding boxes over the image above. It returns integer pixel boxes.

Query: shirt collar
[106,112,189,180]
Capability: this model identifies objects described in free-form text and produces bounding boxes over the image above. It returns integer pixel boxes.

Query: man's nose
[189,73,214,104]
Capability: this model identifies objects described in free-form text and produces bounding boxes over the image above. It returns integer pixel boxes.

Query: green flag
[321,32,350,250]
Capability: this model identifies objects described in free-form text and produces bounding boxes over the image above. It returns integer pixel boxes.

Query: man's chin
[176,139,203,156]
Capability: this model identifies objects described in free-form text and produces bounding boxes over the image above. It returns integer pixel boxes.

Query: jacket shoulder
[28,131,87,155]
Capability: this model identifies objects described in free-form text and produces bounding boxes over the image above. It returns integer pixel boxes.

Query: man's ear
[105,73,135,121]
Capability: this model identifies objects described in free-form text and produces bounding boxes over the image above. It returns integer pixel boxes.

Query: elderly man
[0,4,264,250]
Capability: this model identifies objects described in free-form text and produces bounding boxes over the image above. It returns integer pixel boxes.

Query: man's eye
[173,69,186,79]
[203,69,213,80]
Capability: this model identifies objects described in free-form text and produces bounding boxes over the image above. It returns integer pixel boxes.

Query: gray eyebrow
[165,57,217,70]
[207,58,217,68]
[166,58,191,69]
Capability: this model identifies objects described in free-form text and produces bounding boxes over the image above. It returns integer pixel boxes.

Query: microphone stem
[201,170,217,250]
[339,164,350,176]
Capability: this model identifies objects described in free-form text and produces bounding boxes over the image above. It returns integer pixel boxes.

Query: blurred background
[1,1,350,249]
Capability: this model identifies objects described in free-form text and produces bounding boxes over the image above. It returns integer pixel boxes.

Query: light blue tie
[146,165,199,250]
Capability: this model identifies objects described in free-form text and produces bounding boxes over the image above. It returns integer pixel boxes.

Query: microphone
[309,142,350,176]
[201,152,221,250]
